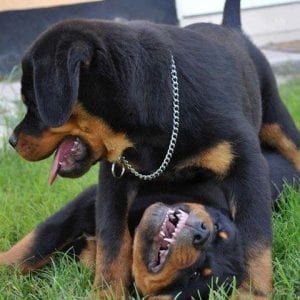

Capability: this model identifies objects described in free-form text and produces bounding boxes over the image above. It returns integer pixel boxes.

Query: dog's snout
[8,133,18,148]
[192,221,210,248]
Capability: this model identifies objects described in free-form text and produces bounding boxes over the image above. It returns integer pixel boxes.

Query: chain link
[112,54,179,180]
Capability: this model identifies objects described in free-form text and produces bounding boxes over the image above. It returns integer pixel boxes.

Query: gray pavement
[262,49,300,65]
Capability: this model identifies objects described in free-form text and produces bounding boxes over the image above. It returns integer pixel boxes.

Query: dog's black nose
[8,133,18,148]
[192,222,210,247]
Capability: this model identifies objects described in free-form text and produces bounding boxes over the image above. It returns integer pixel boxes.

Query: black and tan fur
[0,151,299,298]
[6,0,300,297]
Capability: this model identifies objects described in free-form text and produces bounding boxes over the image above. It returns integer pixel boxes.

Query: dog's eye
[190,271,200,281]
[214,223,220,231]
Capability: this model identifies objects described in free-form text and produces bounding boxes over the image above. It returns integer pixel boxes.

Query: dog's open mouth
[149,208,189,273]
[49,136,89,185]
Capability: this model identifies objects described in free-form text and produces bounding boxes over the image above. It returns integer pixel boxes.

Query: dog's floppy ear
[33,42,91,127]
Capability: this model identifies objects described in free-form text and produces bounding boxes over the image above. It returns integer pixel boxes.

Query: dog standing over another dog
[0,151,298,299]
[4,0,300,298]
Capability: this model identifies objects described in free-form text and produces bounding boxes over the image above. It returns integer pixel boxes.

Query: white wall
[176,1,298,18]
[175,1,300,46]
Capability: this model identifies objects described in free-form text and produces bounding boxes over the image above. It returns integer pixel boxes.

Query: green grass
[280,78,300,128]
[0,79,299,299]
[273,186,300,299]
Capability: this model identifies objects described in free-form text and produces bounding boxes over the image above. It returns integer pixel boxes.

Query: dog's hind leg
[0,185,96,272]
[260,74,300,170]
[260,121,300,171]
[247,43,300,170]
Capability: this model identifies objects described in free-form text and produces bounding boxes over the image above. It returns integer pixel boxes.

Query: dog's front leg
[226,141,272,299]
[93,162,133,298]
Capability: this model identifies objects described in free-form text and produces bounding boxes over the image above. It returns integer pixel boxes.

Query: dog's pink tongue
[48,137,76,185]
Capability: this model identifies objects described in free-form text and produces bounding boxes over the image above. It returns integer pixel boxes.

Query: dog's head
[132,202,245,299]
[10,20,135,183]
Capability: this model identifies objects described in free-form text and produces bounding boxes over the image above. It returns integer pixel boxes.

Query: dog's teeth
[160,231,166,237]
[164,238,174,244]
[169,214,176,221]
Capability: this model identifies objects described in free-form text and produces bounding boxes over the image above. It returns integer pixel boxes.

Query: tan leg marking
[0,231,36,271]
[79,239,96,269]
[260,123,300,171]
[94,227,132,298]
[238,247,272,299]
[0,231,51,273]
[0,231,74,273]
[176,141,235,176]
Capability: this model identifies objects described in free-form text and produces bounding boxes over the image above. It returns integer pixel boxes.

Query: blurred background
[0,0,300,138]
[1,0,300,76]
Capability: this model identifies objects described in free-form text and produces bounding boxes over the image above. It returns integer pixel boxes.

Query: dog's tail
[222,0,241,29]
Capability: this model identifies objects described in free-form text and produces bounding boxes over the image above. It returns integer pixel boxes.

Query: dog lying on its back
[132,202,245,299]
[0,151,298,299]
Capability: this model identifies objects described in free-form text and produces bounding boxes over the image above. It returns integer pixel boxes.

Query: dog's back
[187,0,300,172]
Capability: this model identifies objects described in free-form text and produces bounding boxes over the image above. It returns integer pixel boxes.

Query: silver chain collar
[111,54,179,180]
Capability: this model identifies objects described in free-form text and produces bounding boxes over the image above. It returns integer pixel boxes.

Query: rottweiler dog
[0,192,245,299]
[132,202,245,299]
[0,151,298,299]
[132,151,299,299]
[7,0,300,297]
